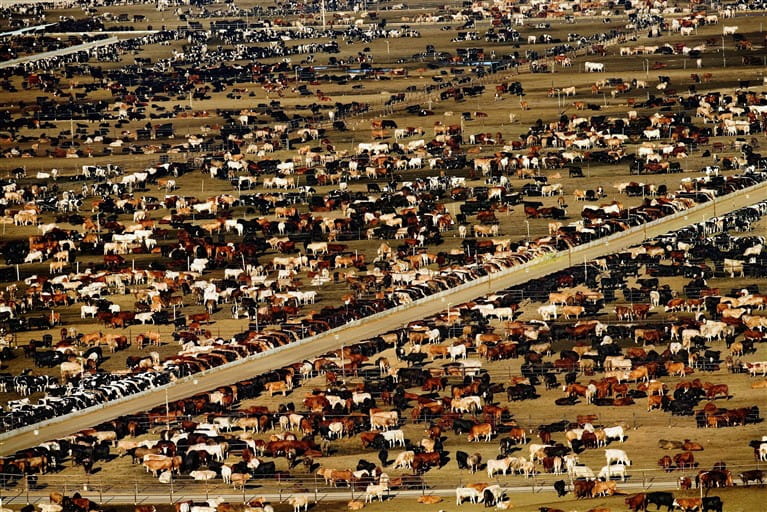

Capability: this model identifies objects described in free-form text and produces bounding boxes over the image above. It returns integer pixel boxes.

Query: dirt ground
[1,1,767,510]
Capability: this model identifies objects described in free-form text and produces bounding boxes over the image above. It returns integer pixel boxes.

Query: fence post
[314,473,318,503]
[134,479,138,505]
[99,479,103,504]
[25,474,29,504]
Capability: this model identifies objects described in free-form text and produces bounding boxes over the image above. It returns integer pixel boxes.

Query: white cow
[382,429,405,447]
[538,304,558,321]
[569,465,596,480]
[605,449,631,466]
[456,487,482,505]
[449,344,467,360]
[80,305,98,318]
[392,450,415,469]
[598,464,627,481]
[585,62,605,72]
[602,426,626,443]
[487,456,513,477]
[288,495,309,512]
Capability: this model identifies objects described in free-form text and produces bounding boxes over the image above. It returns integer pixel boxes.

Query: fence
[0,456,764,505]
[0,37,119,69]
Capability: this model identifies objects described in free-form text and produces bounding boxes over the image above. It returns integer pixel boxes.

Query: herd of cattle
[2,0,767,510]
[1,197,766,512]
[0,152,765,433]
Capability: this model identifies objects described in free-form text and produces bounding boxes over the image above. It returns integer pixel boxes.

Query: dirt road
[0,182,761,456]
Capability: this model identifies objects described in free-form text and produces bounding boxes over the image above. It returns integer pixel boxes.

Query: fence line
[0,460,764,506]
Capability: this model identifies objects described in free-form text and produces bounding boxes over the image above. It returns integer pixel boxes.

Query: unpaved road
[0,183,760,456]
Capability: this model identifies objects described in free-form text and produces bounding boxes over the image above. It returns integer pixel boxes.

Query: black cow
[357,459,377,472]
[453,419,475,435]
[702,497,723,512]
[553,479,567,497]
[646,491,675,512]
[456,450,469,469]
[252,461,276,478]
[377,448,388,467]
[483,488,498,507]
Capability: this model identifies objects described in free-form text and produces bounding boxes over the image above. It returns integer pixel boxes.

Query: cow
[672,498,702,512]
[701,497,723,512]
[592,480,617,497]
[265,381,288,396]
[598,464,627,481]
[487,456,513,477]
[605,449,631,466]
[646,492,675,512]
[392,451,414,469]
[739,469,763,485]
[468,423,494,442]
[456,487,482,505]
[288,496,309,512]
[573,479,595,499]
[625,493,647,512]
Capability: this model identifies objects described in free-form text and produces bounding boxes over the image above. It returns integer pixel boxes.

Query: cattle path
[0,181,763,455]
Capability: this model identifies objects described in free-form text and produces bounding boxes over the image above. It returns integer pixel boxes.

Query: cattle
[569,465,596,480]
[605,449,631,466]
[603,425,626,443]
[487,456,513,477]
[413,452,441,472]
[553,480,567,497]
[288,496,309,512]
[673,498,702,512]
[739,469,763,485]
[573,479,595,498]
[598,463,627,481]
[364,483,388,503]
[592,480,617,497]
[646,492,675,512]
[456,487,482,505]
[701,497,723,512]
[626,493,647,512]
[392,451,414,469]
[468,423,494,442]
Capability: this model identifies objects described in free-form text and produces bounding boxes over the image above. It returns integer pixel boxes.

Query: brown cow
[682,440,704,451]
[632,304,651,320]
[648,395,664,411]
[673,498,702,512]
[265,381,288,396]
[625,494,647,512]
[658,455,674,472]
[673,452,695,469]
[413,451,441,472]
[704,383,729,400]
[468,423,494,442]
[591,480,617,497]
[573,480,595,499]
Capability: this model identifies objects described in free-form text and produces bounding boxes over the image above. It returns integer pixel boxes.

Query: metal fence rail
[0,459,764,506]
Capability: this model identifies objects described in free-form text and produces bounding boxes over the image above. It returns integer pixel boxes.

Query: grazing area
[1,0,767,511]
